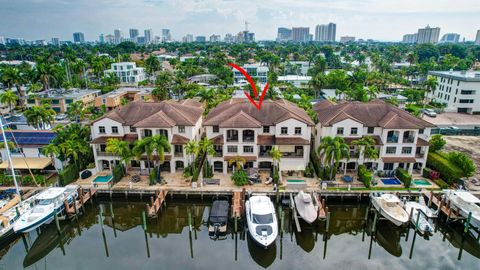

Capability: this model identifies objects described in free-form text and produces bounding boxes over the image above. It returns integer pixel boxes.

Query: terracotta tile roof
[314,99,435,129]
[416,138,429,146]
[90,134,138,144]
[211,134,224,145]
[382,157,416,163]
[92,99,203,127]
[219,111,262,128]
[171,134,190,145]
[223,156,257,161]
[343,136,384,146]
[275,137,310,145]
[133,110,176,128]
[204,99,314,127]
[257,135,275,145]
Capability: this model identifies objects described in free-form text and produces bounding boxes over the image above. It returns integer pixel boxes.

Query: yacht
[246,195,278,248]
[0,194,38,245]
[370,193,409,226]
[405,201,434,234]
[444,190,480,229]
[13,185,78,233]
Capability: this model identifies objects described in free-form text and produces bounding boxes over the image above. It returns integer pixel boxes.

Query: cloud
[0,0,479,42]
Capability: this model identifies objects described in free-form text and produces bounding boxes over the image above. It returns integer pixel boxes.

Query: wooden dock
[64,188,97,218]
[146,189,167,218]
[231,189,245,218]
[422,190,460,219]
[314,193,328,220]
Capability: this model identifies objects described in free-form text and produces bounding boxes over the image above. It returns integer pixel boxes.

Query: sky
[1,0,480,42]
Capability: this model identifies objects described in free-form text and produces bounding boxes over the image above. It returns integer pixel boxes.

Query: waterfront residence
[90,99,203,173]
[0,130,61,171]
[313,99,435,175]
[203,99,315,174]
[26,88,101,114]
[428,70,480,114]
[94,87,153,111]
[104,62,146,85]
[232,63,269,84]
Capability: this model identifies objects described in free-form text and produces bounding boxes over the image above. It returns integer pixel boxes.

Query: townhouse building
[313,100,435,175]
[90,99,203,173]
[203,99,315,174]
[94,87,153,111]
[104,62,146,85]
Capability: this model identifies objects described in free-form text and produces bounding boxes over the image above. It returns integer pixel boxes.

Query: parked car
[55,114,68,121]
[423,109,437,117]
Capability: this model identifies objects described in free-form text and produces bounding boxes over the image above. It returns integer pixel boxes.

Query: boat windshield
[37,199,53,205]
[252,213,273,224]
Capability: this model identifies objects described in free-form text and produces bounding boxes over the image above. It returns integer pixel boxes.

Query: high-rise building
[144,29,153,44]
[51,37,60,46]
[73,32,85,43]
[277,27,292,42]
[105,34,115,44]
[182,34,194,43]
[0,36,5,45]
[440,33,460,43]
[402,33,417,44]
[292,27,310,42]
[475,30,480,45]
[209,34,221,42]
[315,23,336,42]
[195,36,206,42]
[224,33,234,43]
[129,28,139,41]
[162,29,171,42]
[99,34,105,44]
[114,29,122,44]
[340,36,355,43]
[417,25,440,44]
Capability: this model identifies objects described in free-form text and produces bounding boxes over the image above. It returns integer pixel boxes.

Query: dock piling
[142,211,147,231]
[54,213,61,234]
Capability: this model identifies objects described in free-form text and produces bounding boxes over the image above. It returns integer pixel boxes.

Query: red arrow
[229,63,269,110]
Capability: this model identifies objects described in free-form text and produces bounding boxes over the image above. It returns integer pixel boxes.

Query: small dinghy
[294,191,318,224]
[246,195,278,248]
[208,200,229,240]
[370,193,409,226]
[405,201,434,234]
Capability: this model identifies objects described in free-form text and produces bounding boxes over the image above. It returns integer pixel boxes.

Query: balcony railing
[281,152,304,158]
[386,137,398,143]
[415,152,425,158]
[174,152,184,157]
[403,137,415,143]
[349,152,360,158]
[226,136,238,142]
[96,150,113,156]
[243,136,254,142]
[214,151,223,157]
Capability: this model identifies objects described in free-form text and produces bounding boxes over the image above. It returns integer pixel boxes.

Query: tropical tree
[145,54,161,75]
[318,136,349,180]
[105,138,133,173]
[352,136,379,166]
[66,101,86,122]
[0,67,26,106]
[24,105,56,129]
[423,76,438,103]
[41,144,60,171]
[133,138,154,173]
[59,139,90,168]
[228,155,247,172]
[429,134,446,152]
[0,90,19,112]
[185,140,199,172]
[35,61,57,91]
[269,146,282,169]
[149,135,171,167]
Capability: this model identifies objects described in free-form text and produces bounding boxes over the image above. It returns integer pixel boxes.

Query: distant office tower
[195,36,206,42]
[73,32,85,43]
[277,27,292,42]
[114,29,122,44]
[475,30,480,45]
[129,29,139,41]
[402,33,417,44]
[340,36,355,43]
[98,34,105,44]
[315,23,336,42]
[292,27,310,42]
[0,36,5,45]
[417,25,440,44]
[440,33,460,43]
[224,33,234,43]
[144,29,153,44]
[209,34,221,42]
[51,37,60,46]
[105,34,115,44]
[162,29,171,42]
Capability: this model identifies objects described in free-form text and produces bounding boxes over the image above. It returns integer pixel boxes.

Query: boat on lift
[444,190,480,229]
[405,201,434,234]
[208,199,229,240]
[246,195,278,248]
[370,193,409,226]
[294,191,318,224]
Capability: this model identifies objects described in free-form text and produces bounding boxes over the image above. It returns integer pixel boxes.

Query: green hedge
[310,150,322,177]
[303,163,314,178]
[396,168,412,188]
[427,152,463,185]
[59,164,79,186]
[422,167,431,178]
[112,164,125,184]
[433,178,449,189]
[232,170,248,186]
[358,165,373,188]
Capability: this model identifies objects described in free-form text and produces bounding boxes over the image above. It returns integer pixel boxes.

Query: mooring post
[99,207,104,230]
[280,208,285,235]
[142,211,147,231]
[465,212,472,233]
[89,189,93,205]
[188,210,192,232]
[326,212,331,233]
[429,192,433,207]
[234,215,238,233]
[54,213,61,234]
[415,211,421,231]
[372,210,378,233]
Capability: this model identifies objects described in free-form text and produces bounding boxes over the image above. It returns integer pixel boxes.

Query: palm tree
[133,138,154,173]
[106,138,133,173]
[352,136,379,167]
[145,54,161,75]
[0,67,26,107]
[318,136,349,180]
[24,105,56,130]
[150,135,171,167]
[0,90,19,113]
[185,140,199,172]
[423,76,438,104]
[269,147,282,170]
[60,139,89,169]
[228,155,246,172]
[35,61,57,91]
[66,101,85,122]
[41,144,60,171]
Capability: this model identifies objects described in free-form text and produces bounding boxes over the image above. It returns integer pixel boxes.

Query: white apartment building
[313,100,435,175]
[232,63,269,84]
[402,33,417,44]
[104,62,146,85]
[203,99,314,174]
[475,30,480,46]
[277,75,311,87]
[285,61,312,76]
[90,100,203,173]
[417,25,440,44]
[429,71,480,114]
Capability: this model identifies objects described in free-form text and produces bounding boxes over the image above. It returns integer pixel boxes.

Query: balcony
[96,150,113,156]
[349,152,360,158]
[281,152,304,158]
[243,136,254,142]
[226,136,238,142]
[415,152,425,158]
[403,136,415,143]
[214,151,223,157]
[386,136,398,143]
[174,152,184,157]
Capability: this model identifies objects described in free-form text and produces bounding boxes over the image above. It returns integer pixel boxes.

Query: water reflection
[0,199,479,269]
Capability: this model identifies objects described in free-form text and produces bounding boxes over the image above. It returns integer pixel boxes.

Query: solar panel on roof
[0,131,56,145]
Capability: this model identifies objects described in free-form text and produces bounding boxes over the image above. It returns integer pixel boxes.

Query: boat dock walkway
[64,188,97,218]
[422,190,461,220]
[146,189,167,218]
[231,189,245,218]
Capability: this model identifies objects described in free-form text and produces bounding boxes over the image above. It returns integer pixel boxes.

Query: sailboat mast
[0,117,21,196]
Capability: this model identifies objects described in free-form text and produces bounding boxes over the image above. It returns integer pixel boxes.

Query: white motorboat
[294,191,318,224]
[246,195,278,248]
[444,190,480,229]
[0,194,38,244]
[405,201,434,234]
[14,185,78,233]
[370,193,409,226]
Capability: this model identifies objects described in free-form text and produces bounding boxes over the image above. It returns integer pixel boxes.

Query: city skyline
[0,0,479,42]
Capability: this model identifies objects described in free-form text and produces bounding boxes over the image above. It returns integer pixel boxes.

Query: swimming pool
[93,175,113,183]
[413,179,432,186]
[381,178,401,185]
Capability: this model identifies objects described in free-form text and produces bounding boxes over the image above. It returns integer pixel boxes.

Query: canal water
[0,198,479,270]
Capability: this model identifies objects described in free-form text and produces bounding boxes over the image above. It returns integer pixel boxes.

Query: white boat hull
[246,196,278,248]
[371,194,409,227]
[405,202,434,234]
